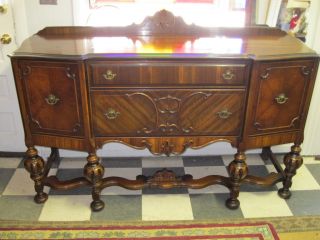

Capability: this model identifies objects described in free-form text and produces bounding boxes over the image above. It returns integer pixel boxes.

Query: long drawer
[87,61,248,87]
[91,89,246,137]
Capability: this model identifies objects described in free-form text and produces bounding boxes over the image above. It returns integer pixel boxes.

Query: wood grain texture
[249,60,315,135]
[10,10,317,61]
[19,60,84,136]
[88,60,248,87]
[95,136,238,156]
[91,89,246,137]
[32,134,86,151]
[244,132,299,149]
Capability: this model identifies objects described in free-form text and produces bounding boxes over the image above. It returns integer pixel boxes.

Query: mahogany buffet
[10,10,319,211]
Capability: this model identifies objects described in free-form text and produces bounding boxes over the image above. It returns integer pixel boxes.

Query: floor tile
[142,194,193,220]
[245,154,267,165]
[286,190,320,216]
[190,193,243,219]
[183,155,224,167]
[101,157,142,168]
[3,169,57,195]
[0,157,22,168]
[39,195,92,221]
[185,166,229,194]
[51,155,62,168]
[305,164,320,185]
[258,153,286,171]
[0,154,319,221]
[58,157,86,168]
[263,154,285,165]
[221,155,234,166]
[241,165,277,192]
[101,168,142,195]
[17,158,27,168]
[49,169,91,195]
[142,156,183,168]
[303,156,319,164]
[0,196,43,220]
[222,154,266,166]
[266,163,320,191]
[0,169,15,194]
[287,165,320,191]
[239,192,293,218]
[91,195,141,221]
[142,167,188,194]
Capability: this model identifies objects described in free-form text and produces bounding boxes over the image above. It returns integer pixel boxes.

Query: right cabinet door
[249,60,316,135]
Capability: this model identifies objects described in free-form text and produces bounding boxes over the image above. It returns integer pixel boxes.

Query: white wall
[256,0,270,25]
[12,0,73,44]
[302,0,320,155]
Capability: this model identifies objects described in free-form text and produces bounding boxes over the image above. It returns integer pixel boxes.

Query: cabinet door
[20,61,83,136]
[249,60,315,134]
[92,90,245,137]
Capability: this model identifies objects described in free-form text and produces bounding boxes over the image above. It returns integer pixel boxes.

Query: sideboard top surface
[11,10,318,61]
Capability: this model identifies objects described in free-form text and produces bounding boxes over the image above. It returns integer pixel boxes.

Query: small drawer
[91,89,245,137]
[88,61,248,87]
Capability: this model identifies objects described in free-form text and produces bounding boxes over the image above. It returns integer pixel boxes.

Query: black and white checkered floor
[0,154,320,221]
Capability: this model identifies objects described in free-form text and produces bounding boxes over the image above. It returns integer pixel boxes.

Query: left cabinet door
[19,61,84,136]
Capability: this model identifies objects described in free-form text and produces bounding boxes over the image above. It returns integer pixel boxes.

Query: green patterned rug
[1,216,319,240]
[0,221,278,240]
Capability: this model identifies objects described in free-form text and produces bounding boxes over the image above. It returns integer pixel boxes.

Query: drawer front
[92,90,245,137]
[249,60,315,134]
[20,61,83,136]
[88,61,247,87]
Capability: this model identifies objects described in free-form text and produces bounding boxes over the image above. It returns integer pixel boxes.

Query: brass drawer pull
[45,94,60,105]
[105,108,120,120]
[103,70,117,80]
[222,69,235,80]
[275,93,288,104]
[217,109,232,119]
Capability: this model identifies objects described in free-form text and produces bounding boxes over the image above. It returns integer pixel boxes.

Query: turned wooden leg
[24,147,48,204]
[84,153,105,212]
[226,151,248,209]
[278,144,303,199]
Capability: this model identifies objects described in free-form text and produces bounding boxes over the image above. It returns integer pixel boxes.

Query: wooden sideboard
[10,10,319,211]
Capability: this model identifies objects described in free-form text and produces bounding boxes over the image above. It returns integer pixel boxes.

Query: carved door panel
[92,90,245,137]
[250,60,315,134]
[19,61,83,136]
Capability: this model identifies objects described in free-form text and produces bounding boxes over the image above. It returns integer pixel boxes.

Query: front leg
[84,152,105,211]
[24,146,48,203]
[278,144,303,199]
[226,151,248,209]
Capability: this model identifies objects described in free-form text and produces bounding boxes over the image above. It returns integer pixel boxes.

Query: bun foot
[225,198,240,210]
[34,192,48,204]
[91,200,105,212]
[278,188,292,199]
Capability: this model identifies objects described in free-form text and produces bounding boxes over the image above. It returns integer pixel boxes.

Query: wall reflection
[90,36,243,55]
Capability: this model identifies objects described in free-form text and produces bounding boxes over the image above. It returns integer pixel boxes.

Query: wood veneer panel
[88,61,247,86]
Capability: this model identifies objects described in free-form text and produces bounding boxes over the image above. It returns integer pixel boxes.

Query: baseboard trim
[0,151,25,158]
